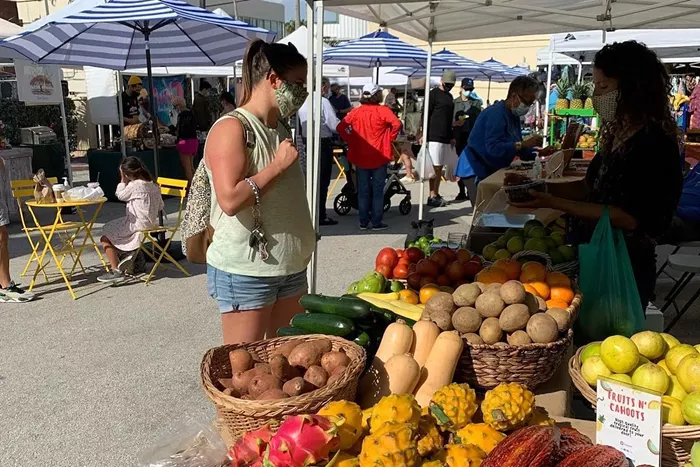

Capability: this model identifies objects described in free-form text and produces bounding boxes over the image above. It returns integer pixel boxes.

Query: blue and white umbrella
[479,58,522,103]
[0,0,274,69]
[391,49,500,80]
[323,30,451,69]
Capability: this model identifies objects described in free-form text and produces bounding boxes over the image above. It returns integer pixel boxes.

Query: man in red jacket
[338,84,402,231]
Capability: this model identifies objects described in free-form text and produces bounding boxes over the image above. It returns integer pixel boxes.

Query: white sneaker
[400,176,415,184]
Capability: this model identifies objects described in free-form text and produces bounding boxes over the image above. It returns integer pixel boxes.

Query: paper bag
[33,169,55,204]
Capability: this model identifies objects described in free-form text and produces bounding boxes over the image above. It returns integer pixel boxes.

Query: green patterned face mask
[275,81,308,118]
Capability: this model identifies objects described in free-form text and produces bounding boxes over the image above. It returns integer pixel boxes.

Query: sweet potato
[272,341,302,358]
[288,342,323,369]
[304,365,328,388]
[254,362,271,374]
[229,349,254,373]
[283,377,314,397]
[257,388,289,400]
[249,374,283,399]
[321,350,350,375]
[269,354,298,381]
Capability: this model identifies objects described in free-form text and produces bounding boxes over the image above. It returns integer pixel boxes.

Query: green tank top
[205,108,315,277]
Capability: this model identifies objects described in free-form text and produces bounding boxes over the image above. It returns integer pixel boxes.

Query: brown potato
[462,333,484,345]
[283,376,313,397]
[249,374,283,399]
[425,292,456,316]
[479,317,503,344]
[218,378,234,389]
[223,388,239,397]
[269,354,298,381]
[229,349,254,373]
[254,362,271,374]
[499,304,530,332]
[309,338,332,354]
[327,373,342,387]
[526,313,559,344]
[321,350,350,374]
[232,369,258,394]
[546,308,571,332]
[507,330,532,346]
[500,281,527,305]
[430,309,453,331]
[272,341,301,358]
[304,365,329,388]
[453,283,482,307]
[331,365,347,376]
[288,342,323,369]
[475,293,505,318]
[257,388,289,400]
[452,307,482,334]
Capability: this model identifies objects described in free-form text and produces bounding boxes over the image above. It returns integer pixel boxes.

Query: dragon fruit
[229,424,274,467]
[263,415,339,467]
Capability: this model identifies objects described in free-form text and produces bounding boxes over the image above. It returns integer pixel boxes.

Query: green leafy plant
[0,96,78,149]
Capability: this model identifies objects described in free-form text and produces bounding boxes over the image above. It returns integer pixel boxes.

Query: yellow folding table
[25,197,109,299]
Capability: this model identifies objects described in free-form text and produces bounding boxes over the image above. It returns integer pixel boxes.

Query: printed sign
[123,75,185,127]
[15,60,63,104]
[596,377,662,466]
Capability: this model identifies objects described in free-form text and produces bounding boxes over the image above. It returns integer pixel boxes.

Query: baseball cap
[128,75,142,86]
[362,84,382,96]
[461,78,474,90]
[442,70,457,84]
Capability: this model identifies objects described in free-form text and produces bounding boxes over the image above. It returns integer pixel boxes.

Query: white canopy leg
[117,71,126,157]
[543,40,554,147]
[418,32,434,221]
[306,0,317,293]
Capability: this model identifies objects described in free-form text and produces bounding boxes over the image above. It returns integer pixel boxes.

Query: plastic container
[52,184,65,203]
[504,179,546,203]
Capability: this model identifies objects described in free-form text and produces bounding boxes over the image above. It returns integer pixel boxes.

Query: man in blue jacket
[660,163,700,244]
[456,75,543,183]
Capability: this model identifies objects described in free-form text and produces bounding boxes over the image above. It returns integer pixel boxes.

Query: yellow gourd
[413,331,464,408]
[411,319,441,368]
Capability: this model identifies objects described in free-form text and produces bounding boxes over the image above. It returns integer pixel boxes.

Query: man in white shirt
[298,77,341,226]
[384,87,401,115]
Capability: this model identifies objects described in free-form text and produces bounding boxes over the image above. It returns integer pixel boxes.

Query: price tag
[596,376,662,466]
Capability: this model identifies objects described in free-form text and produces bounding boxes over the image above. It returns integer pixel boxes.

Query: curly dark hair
[593,41,676,141]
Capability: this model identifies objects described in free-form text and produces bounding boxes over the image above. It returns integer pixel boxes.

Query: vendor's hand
[509,190,555,209]
[454,119,464,127]
[522,134,543,148]
[538,146,557,158]
[274,139,299,172]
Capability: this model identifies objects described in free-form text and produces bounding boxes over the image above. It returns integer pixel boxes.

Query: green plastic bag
[577,207,645,342]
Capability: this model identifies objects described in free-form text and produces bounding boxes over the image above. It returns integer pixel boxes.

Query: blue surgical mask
[512,97,530,117]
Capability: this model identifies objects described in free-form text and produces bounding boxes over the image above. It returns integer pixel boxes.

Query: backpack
[180,110,256,263]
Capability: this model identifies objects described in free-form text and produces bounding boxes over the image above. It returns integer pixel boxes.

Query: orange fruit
[529,281,551,300]
[419,284,441,304]
[546,299,570,310]
[399,289,419,305]
[524,284,541,297]
[475,266,509,285]
[550,286,574,305]
[493,259,522,281]
[522,261,546,271]
[546,272,571,288]
[520,265,547,283]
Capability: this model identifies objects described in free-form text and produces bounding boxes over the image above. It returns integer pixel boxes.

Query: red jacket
[338,103,402,169]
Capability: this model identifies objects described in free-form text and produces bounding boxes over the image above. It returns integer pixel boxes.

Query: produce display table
[25,143,66,180]
[0,147,33,221]
[87,147,203,201]
[534,344,574,418]
[474,168,585,225]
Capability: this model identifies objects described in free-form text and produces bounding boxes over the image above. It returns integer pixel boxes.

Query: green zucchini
[299,294,371,320]
[290,313,355,337]
[277,326,309,337]
[347,331,371,347]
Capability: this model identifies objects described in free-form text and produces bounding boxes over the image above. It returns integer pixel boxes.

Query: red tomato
[393,262,409,279]
[376,248,399,269]
[376,264,393,279]
[396,249,405,258]
[405,247,425,263]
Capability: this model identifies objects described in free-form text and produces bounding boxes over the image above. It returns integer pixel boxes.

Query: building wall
[323,14,368,42]
[203,0,285,37]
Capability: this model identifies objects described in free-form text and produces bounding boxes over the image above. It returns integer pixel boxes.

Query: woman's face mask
[443,83,455,92]
[275,81,308,119]
[592,89,618,122]
[511,96,530,117]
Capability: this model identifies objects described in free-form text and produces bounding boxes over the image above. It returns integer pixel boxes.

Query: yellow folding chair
[327,148,346,200]
[137,177,190,285]
[10,178,80,281]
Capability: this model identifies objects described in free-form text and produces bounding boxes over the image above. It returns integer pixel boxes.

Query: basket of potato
[421,279,580,390]
[200,335,366,443]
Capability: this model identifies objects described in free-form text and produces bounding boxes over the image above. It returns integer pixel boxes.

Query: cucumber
[277,326,309,337]
[347,331,371,347]
[299,294,371,320]
[290,313,355,337]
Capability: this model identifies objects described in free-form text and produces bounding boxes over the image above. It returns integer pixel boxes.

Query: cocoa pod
[555,427,593,462]
[482,425,560,467]
[555,445,628,467]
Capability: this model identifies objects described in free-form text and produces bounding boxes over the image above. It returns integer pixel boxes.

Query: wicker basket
[455,290,582,390]
[569,347,700,467]
[512,250,553,270]
[551,260,580,278]
[201,335,366,443]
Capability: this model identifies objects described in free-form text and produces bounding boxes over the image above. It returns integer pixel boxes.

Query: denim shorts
[207,264,308,312]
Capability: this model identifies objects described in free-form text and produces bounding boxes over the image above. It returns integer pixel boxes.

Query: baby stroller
[333,161,412,216]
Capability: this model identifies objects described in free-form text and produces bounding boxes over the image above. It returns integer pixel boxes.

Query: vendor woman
[512,41,683,308]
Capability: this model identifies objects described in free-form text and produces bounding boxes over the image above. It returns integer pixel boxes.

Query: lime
[505,228,524,241]
[580,342,602,363]
[494,249,512,260]
[506,236,525,254]
[524,238,549,253]
[523,219,544,237]
[550,231,566,246]
[557,245,577,261]
[549,249,565,265]
[495,236,508,248]
[482,244,498,261]
[528,226,547,239]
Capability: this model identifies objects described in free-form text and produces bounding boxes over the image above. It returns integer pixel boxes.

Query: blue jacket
[678,164,700,222]
[455,100,535,181]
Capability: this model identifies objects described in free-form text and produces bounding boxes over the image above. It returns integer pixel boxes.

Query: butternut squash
[359,320,414,408]
[411,319,441,368]
[413,331,464,408]
[384,353,421,395]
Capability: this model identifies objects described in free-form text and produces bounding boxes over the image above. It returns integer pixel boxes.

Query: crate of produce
[569,340,700,467]
[200,334,366,443]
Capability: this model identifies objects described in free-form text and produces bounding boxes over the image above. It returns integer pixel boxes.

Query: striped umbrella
[479,58,521,103]
[0,0,274,184]
[323,30,452,69]
[392,48,500,80]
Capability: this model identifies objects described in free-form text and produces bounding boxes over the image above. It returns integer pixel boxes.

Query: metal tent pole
[116,71,126,158]
[486,77,492,104]
[305,0,317,293]
[543,38,554,146]
[418,33,434,221]
[60,100,73,184]
[144,26,164,227]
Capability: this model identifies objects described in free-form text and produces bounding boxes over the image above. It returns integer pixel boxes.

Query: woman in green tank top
[204,40,315,344]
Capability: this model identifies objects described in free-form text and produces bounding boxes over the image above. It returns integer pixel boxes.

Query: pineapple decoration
[555,77,571,110]
[584,81,594,109]
[569,82,588,110]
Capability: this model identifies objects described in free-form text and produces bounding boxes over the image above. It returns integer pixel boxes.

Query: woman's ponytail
[239,40,307,106]
[241,40,266,106]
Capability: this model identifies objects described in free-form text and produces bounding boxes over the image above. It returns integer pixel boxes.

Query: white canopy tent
[536,48,582,67]
[303,0,700,291]
[0,19,22,39]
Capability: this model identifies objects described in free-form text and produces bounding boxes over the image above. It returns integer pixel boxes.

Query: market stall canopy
[479,58,521,83]
[550,29,700,63]
[325,1,700,43]
[0,19,22,39]
[332,66,439,87]
[0,0,275,68]
[392,48,502,80]
[536,48,584,67]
